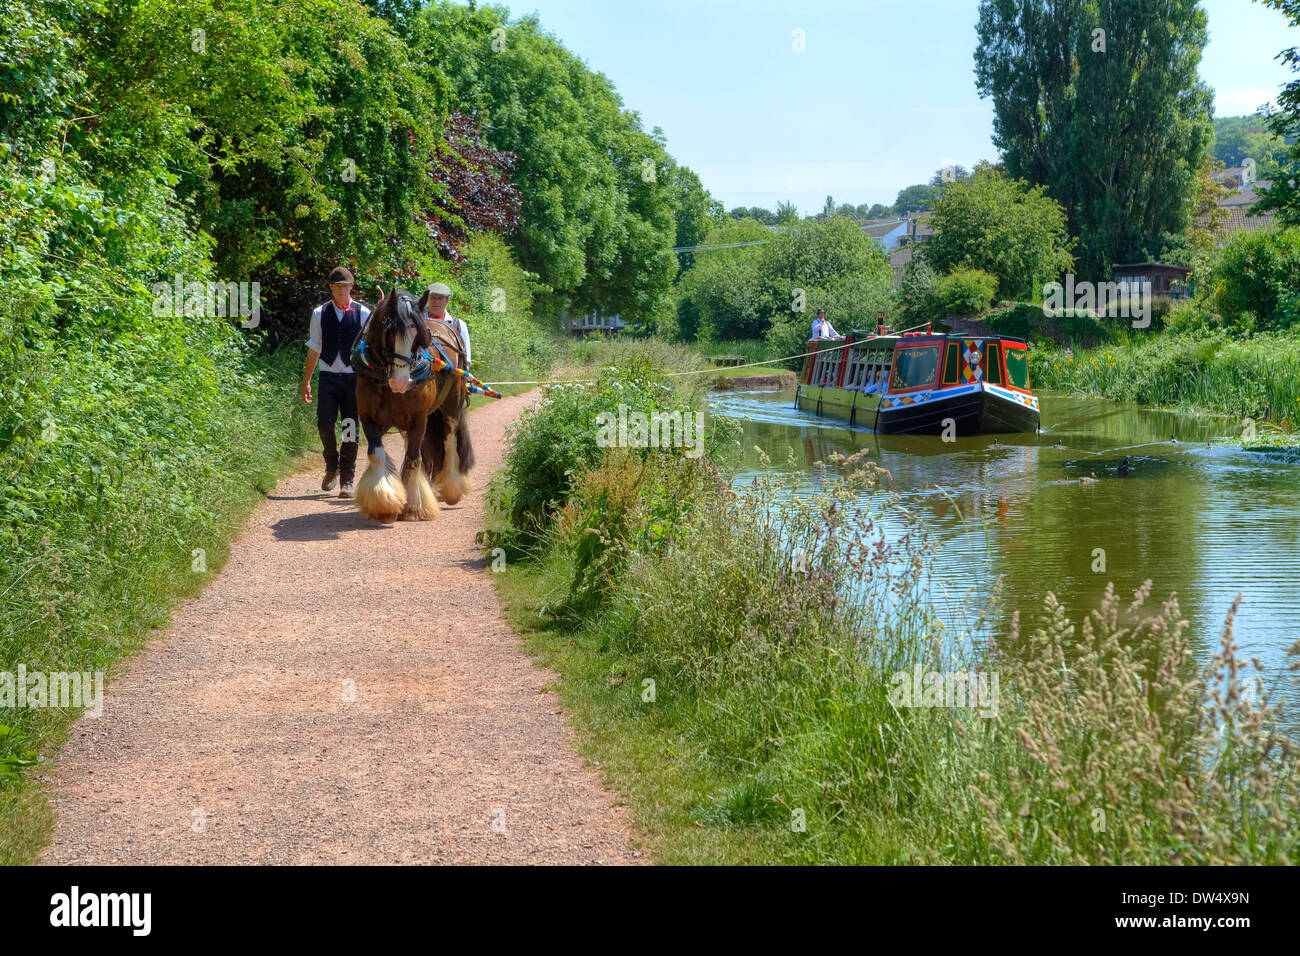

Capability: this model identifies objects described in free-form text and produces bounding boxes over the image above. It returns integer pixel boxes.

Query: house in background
[882,213,936,288]
[561,309,626,337]
[1204,166,1277,246]
[860,211,935,254]
[1112,262,1193,300]
[860,217,910,250]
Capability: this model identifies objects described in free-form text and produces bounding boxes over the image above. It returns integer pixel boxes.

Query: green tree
[3,0,449,334]
[667,162,725,272]
[1255,1,1300,224]
[763,215,891,297]
[974,0,1214,278]
[673,219,773,341]
[1212,114,1288,171]
[1206,226,1300,331]
[413,3,679,323]
[729,206,777,224]
[923,163,1074,301]
[676,215,894,344]
[893,183,944,213]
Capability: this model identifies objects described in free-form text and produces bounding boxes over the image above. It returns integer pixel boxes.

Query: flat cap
[426,282,452,296]
[329,266,354,284]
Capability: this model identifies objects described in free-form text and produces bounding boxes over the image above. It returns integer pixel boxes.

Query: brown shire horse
[352,287,475,523]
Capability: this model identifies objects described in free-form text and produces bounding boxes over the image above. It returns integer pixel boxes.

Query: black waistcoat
[320,301,363,369]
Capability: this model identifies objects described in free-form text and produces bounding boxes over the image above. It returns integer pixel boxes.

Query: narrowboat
[795,330,1039,435]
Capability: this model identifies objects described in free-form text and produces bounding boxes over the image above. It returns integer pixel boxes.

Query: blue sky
[465,0,1300,214]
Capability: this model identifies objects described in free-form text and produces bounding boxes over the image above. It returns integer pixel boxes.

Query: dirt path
[41,390,643,865]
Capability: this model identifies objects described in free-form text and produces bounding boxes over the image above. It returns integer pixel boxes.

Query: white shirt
[425,310,471,366]
[812,317,840,339]
[307,299,372,374]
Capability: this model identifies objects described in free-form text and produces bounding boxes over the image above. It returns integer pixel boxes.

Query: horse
[351,286,475,524]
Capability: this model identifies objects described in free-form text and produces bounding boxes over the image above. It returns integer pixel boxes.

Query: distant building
[860,217,910,250]
[561,310,626,337]
[1112,262,1192,300]
[861,212,935,253]
[1202,166,1277,245]
[881,213,935,288]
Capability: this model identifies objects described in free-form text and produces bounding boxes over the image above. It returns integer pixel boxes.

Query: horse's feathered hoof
[434,432,474,506]
[399,465,439,521]
[356,450,407,524]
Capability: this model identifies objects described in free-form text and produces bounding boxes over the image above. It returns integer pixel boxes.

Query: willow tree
[974,0,1214,279]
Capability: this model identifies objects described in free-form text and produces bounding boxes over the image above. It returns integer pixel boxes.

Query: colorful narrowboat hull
[795,331,1039,435]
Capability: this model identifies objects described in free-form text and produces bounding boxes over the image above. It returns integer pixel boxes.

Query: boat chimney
[877,310,885,336]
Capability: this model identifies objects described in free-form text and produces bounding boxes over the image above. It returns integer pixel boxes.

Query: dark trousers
[316,370,358,480]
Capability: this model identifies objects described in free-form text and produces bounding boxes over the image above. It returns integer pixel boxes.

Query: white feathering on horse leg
[356,448,406,523]
[400,462,439,521]
[434,432,472,505]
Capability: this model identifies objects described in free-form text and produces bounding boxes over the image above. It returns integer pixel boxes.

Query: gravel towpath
[42,389,642,865]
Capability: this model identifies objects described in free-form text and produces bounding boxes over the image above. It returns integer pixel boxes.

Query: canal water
[710,386,1300,717]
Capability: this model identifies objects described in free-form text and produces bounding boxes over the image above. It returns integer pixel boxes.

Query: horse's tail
[455,402,476,474]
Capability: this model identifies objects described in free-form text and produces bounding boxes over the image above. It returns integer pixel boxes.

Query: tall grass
[0,335,317,864]
[490,352,1300,864]
[1031,331,1300,431]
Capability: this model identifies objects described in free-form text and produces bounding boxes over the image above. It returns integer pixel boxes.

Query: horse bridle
[353,305,432,383]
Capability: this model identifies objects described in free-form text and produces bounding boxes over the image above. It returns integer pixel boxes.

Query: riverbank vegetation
[488,349,1300,864]
[1031,331,1300,434]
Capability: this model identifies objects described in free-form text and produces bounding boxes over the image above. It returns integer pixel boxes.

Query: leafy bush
[496,352,698,536]
[1206,226,1300,332]
[924,267,997,319]
[763,315,816,371]
[983,301,1110,345]
[924,162,1075,300]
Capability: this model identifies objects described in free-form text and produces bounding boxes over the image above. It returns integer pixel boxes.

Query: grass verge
[0,347,317,865]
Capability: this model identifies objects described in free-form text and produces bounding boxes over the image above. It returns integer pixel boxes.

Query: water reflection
[711,387,1300,719]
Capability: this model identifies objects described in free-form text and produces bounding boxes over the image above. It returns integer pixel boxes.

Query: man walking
[422,281,471,368]
[302,266,371,497]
